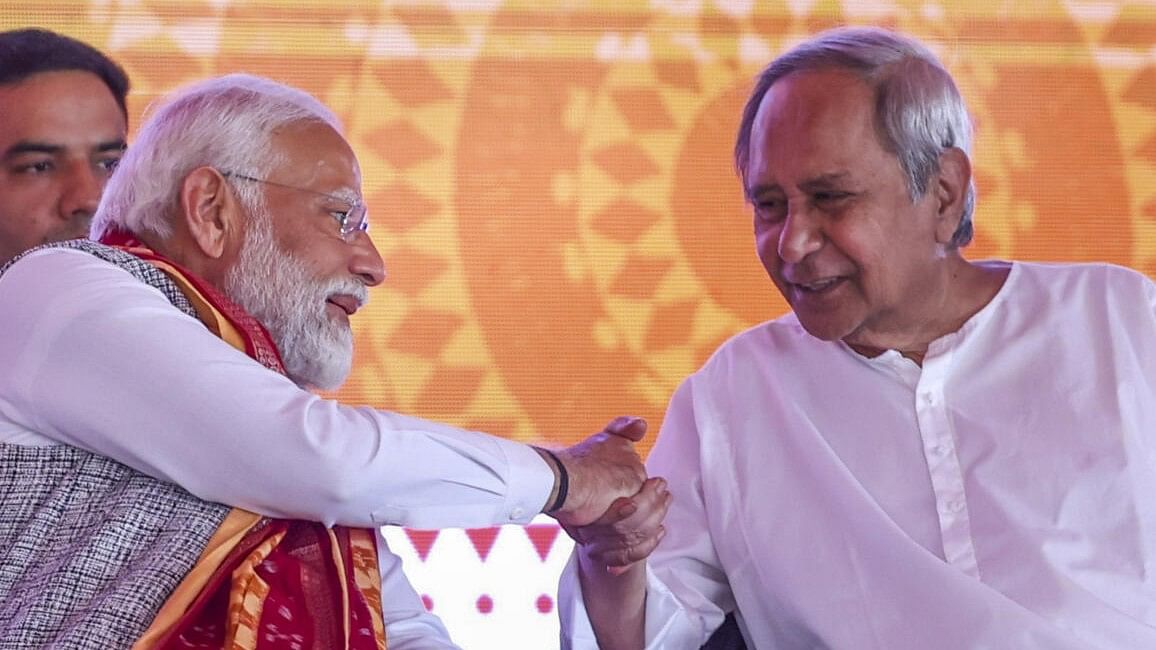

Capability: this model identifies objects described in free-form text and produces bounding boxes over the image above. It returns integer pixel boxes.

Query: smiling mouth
[326,295,361,316]
[792,277,845,294]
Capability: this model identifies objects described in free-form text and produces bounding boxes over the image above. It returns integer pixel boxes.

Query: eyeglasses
[221,171,369,239]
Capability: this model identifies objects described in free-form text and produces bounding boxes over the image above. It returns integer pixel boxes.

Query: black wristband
[541,448,569,513]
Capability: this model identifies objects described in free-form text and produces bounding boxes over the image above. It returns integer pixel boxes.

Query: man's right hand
[569,476,671,572]
[543,416,648,528]
[567,476,671,650]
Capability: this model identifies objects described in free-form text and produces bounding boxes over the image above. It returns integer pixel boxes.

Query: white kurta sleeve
[557,378,732,648]
[0,248,553,530]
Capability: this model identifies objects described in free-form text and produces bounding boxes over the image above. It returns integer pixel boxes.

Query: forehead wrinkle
[799,171,853,190]
[749,72,886,196]
[267,151,361,206]
[299,148,361,204]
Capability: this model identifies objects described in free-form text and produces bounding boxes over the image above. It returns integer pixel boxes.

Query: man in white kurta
[561,260,1156,648]
[0,73,647,648]
[558,26,1156,649]
[0,245,564,646]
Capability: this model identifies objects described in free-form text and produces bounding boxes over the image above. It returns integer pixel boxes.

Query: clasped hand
[549,416,672,572]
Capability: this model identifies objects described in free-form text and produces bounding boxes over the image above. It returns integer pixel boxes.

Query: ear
[179,167,241,259]
[931,147,971,245]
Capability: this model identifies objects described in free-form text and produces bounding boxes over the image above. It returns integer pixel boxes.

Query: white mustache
[319,279,368,310]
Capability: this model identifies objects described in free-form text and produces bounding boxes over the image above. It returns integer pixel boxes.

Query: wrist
[533,447,569,513]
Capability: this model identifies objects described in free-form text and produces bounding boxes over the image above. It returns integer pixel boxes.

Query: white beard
[224,217,366,390]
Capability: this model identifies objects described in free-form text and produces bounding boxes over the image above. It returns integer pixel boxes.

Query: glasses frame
[221,170,369,239]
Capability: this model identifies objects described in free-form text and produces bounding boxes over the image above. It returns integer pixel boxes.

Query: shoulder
[680,312,842,406]
[696,312,827,374]
[1012,259,1147,281]
[0,245,136,290]
[1009,260,1153,301]
[0,246,168,335]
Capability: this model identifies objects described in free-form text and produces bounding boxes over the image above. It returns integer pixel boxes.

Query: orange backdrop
[7,1,1155,457]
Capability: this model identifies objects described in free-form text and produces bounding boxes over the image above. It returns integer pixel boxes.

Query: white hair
[92,73,342,240]
[735,27,977,248]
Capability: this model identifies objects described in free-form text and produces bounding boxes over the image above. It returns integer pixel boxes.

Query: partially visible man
[0,74,646,648]
[0,28,128,264]
[559,26,1156,649]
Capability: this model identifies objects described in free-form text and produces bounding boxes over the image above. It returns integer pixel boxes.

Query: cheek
[829,237,893,301]
[820,219,878,265]
[0,175,54,205]
[754,223,782,270]
[296,240,350,279]
[0,185,51,230]
[273,224,327,265]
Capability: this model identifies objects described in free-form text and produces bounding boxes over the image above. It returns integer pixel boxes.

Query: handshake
[536,416,673,572]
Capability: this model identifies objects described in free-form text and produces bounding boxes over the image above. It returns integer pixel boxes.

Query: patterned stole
[98,231,387,650]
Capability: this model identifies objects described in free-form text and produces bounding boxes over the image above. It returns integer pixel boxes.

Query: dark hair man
[0,28,129,264]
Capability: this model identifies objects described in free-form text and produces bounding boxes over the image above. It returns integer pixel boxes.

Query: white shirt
[0,247,557,648]
[560,261,1156,649]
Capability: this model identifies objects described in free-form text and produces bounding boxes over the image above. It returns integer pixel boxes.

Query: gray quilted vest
[0,240,232,649]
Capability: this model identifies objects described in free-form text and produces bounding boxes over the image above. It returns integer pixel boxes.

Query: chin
[794,313,858,343]
[283,327,354,390]
[290,356,352,391]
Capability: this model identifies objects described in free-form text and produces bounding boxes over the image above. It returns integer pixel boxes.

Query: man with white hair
[0,73,647,649]
[558,26,1156,649]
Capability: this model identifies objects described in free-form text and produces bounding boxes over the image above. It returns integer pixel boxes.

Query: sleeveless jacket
[0,240,231,649]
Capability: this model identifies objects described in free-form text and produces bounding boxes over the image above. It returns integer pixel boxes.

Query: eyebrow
[328,188,361,204]
[3,139,127,160]
[747,171,852,199]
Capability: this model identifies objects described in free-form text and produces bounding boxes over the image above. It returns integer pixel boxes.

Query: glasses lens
[345,204,369,235]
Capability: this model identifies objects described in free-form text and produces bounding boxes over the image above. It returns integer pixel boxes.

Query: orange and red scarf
[100,230,387,650]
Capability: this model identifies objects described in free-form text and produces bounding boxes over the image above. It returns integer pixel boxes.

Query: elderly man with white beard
[0,74,647,649]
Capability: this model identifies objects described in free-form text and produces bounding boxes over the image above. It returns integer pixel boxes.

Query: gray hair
[92,73,342,240]
[734,27,976,248]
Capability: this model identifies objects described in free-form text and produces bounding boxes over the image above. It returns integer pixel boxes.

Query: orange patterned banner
[6,1,1155,456]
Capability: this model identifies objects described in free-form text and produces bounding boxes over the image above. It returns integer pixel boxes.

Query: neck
[844,258,1010,366]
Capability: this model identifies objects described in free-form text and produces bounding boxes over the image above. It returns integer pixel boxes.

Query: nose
[58,160,104,222]
[776,205,823,264]
[349,230,386,287]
